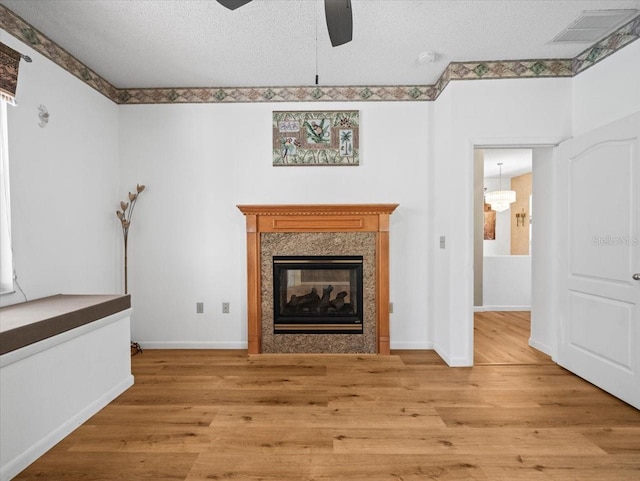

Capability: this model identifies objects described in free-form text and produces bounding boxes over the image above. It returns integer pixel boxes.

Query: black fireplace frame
[273,255,364,334]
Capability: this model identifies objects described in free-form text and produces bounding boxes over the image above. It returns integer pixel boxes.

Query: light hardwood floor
[14,319,640,480]
[474,310,553,365]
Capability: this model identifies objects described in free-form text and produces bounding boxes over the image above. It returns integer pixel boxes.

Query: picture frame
[484,203,496,240]
[272,110,359,166]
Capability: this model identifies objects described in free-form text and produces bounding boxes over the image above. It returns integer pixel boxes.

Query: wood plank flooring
[474,311,552,365]
[14,344,639,481]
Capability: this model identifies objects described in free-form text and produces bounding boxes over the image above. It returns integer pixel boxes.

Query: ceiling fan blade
[324,0,353,47]
[216,0,253,10]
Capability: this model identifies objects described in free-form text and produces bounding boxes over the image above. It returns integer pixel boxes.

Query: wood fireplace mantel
[237,204,398,355]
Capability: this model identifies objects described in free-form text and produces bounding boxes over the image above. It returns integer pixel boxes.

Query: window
[0,100,13,294]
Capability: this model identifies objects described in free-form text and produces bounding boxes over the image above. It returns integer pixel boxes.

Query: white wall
[3,24,638,360]
[432,86,453,357]
[0,30,120,307]
[432,77,573,366]
[573,40,640,137]
[483,255,531,310]
[118,102,433,349]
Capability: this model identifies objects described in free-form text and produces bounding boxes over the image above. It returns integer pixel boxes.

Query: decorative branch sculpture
[116,184,145,294]
[116,184,145,356]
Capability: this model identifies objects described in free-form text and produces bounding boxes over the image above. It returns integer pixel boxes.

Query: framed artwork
[484,203,496,240]
[273,110,359,166]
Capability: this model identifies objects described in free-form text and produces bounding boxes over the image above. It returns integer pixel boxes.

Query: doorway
[473,147,545,365]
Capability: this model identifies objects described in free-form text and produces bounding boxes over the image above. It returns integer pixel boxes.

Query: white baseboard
[479,305,531,312]
[446,357,473,367]
[433,345,473,367]
[474,306,485,312]
[528,337,553,357]
[1,375,133,481]
[138,341,247,349]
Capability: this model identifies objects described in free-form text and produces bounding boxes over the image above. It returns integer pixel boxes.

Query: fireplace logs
[284,285,354,315]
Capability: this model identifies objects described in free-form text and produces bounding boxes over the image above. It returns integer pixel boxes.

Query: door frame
[473,146,539,361]
[468,137,565,365]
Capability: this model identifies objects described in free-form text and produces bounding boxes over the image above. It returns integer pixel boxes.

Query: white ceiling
[1,0,639,89]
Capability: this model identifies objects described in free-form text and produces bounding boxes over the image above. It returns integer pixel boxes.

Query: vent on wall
[550,9,638,43]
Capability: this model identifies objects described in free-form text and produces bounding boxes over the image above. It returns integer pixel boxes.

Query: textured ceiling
[1,0,639,88]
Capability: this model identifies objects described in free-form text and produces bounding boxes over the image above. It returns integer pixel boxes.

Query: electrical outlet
[196,302,204,314]
[222,302,230,314]
[389,302,394,314]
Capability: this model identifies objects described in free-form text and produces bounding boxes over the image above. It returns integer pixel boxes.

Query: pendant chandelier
[485,162,516,212]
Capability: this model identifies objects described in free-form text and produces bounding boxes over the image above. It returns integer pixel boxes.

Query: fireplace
[273,256,364,334]
[237,204,398,354]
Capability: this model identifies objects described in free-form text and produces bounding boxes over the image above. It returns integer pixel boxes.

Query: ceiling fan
[216,0,353,47]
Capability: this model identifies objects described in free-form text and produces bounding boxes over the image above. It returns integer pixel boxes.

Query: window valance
[0,42,21,105]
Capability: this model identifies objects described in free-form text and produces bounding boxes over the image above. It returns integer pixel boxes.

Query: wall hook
[38,105,49,128]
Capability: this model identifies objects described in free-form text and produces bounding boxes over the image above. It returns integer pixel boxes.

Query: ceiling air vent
[550,9,638,43]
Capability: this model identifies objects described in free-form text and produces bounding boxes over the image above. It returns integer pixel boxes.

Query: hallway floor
[474,310,553,365]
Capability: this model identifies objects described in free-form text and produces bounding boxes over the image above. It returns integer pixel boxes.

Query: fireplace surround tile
[261,232,376,353]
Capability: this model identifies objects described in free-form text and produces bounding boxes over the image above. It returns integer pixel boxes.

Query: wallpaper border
[1,6,638,104]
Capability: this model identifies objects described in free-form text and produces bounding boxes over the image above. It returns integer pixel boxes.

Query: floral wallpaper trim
[429,59,574,100]
[0,6,638,105]
[115,85,438,103]
[0,5,120,103]
[573,14,640,75]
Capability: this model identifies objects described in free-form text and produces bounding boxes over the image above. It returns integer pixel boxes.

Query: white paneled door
[557,112,640,409]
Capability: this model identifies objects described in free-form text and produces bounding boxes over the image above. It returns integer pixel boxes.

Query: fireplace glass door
[273,256,364,334]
